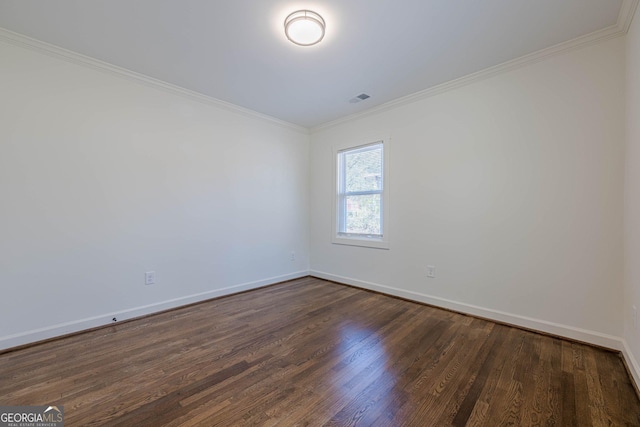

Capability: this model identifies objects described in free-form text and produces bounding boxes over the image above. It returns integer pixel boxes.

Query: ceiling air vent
[349,93,371,104]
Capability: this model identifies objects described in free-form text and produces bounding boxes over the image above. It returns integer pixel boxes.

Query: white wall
[310,37,626,346]
[624,4,640,385]
[0,39,310,349]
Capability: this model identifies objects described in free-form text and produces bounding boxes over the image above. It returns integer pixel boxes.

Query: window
[332,139,389,249]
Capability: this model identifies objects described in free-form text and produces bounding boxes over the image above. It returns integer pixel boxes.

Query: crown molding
[2,0,636,137]
[619,0,640,33]
[0,27,309,135]
[311,0,640,134]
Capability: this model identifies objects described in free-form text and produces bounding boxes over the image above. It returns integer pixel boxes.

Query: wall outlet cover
[145,271,155,285]
[427,265,436,278]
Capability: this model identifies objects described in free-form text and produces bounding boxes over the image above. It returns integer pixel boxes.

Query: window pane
[344,194,381,235]
[344,145,382,192]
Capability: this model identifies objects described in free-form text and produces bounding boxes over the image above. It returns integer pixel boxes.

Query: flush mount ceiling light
[284,10,325,46]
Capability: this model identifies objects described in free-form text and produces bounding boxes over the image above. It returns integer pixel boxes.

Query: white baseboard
[4,269,639,393]
[311,270,640,389]
[0,270,309,351]
[621,340,640,393]
[310,270,625,350]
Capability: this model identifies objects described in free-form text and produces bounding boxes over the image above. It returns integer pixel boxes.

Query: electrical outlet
[290,251,295,261]
[634,306,638,330]
[426,265,436,278]
[145,271,155,286]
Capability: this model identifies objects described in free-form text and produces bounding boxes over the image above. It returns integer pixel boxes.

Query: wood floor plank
[572,343,595,427]
[474,328,527,425]
[450,323,504,427]
[0,277,638,426]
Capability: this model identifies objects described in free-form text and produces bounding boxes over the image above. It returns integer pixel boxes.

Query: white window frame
[331,137,390,249]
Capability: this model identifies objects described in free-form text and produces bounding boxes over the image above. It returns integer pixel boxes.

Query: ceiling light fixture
[284,10,325,46]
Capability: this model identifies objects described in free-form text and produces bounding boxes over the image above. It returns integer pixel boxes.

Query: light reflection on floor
[327,321,398,411]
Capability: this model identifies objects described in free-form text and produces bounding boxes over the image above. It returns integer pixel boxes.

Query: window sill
[331,235,390,250]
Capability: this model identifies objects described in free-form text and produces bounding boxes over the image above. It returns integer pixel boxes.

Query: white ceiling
[0,0,627,128]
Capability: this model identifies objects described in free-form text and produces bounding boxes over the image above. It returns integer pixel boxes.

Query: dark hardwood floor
[1,277,639,426]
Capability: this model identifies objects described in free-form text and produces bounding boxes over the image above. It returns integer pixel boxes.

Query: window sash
[337,142,384,237]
